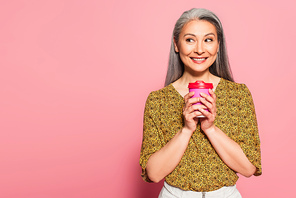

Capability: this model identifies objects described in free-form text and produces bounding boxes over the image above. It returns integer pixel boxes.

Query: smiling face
[174,20,219,75]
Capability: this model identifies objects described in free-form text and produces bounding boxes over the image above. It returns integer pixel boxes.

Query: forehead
[181,20,217,36]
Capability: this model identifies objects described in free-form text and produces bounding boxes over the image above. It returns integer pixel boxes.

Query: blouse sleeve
[139,92,163,182]
[237,84,262,176]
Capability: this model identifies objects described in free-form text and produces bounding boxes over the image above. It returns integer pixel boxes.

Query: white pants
[159,181,242,198]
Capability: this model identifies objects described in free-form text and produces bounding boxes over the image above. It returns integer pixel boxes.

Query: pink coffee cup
[188,81,213,118]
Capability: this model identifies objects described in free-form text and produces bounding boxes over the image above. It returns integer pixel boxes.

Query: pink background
[1,0,295,197]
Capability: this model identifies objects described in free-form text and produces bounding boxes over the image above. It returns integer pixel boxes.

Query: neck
[171,70,221,97]
[177,70,215,86]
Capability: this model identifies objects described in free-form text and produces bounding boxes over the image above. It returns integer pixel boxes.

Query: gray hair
[164,8,234,86]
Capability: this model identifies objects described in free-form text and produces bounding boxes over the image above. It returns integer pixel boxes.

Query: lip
[190,57,208,64]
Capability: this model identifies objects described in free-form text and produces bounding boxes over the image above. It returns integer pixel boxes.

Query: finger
[208,89,217,112]
[202,100,216,115]
[200,97,213,110]
[187,97,200,105]
[184,98,201,112]
[190,110,204,120]
[193,110,203,118]
[184,104,197,116]
[191,104,207,111]
[186,104,207,115]
[199,92,216,113]
[198,107,212,118]
[200,92,214,103]
[199,105,217,120]
[183,92,194,111]
[183,109,201,121]
[183,104,205,120]
[184,91,195,102]
[209,89,217,101]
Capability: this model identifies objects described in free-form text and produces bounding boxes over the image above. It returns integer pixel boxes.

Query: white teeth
[192,58,206,61]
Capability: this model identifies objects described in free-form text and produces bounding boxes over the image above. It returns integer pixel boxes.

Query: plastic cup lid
[188,81,213,89]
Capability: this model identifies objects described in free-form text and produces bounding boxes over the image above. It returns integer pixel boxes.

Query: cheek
[179,45,194,55]
[208,44,219,55]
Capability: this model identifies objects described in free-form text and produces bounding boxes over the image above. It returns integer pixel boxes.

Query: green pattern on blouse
[139,78,262,192]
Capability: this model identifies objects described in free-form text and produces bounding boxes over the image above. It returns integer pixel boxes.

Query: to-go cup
[188,81,213,118]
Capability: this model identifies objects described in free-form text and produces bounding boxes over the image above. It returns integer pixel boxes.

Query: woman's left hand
[198,89,217,133]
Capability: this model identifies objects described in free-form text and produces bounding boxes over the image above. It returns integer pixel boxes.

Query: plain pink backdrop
[1,0,296,197]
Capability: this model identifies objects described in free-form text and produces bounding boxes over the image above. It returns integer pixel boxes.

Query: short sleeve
[139,92,163,182]
[237,84,262,176]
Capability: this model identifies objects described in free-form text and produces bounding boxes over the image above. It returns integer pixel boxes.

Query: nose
[194,41,205,55]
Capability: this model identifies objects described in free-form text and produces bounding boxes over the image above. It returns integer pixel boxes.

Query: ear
[173,37,179,53]
[217,41,220,53]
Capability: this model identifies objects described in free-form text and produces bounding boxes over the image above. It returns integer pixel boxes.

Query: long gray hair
[164,8,234,86]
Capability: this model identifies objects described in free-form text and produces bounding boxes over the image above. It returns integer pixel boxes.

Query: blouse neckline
[169,78,224,100]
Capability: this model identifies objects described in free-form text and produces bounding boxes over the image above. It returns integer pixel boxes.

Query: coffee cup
[188,81,213,118]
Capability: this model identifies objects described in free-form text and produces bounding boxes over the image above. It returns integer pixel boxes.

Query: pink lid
[188,81,213,89]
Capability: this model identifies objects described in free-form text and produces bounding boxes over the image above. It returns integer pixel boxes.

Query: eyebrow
[184,33,216,37]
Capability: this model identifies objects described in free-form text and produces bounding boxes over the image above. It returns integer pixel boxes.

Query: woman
[140,8,261,197]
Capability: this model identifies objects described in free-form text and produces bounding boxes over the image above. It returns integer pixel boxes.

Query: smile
[190,57,207,63]
[191,57,206,61]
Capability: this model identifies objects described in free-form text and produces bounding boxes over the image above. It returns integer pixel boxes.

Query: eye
[205,38,213,42]
[186,38,195,43]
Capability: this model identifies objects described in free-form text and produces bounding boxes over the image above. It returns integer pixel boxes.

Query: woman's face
[174,20,219,74]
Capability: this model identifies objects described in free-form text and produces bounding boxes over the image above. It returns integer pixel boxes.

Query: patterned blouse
[139,78,262,192]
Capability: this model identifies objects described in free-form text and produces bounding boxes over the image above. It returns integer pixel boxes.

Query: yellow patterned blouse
[139,78,262,192]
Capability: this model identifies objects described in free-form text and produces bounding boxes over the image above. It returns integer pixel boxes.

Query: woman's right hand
[182,92,205,133]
